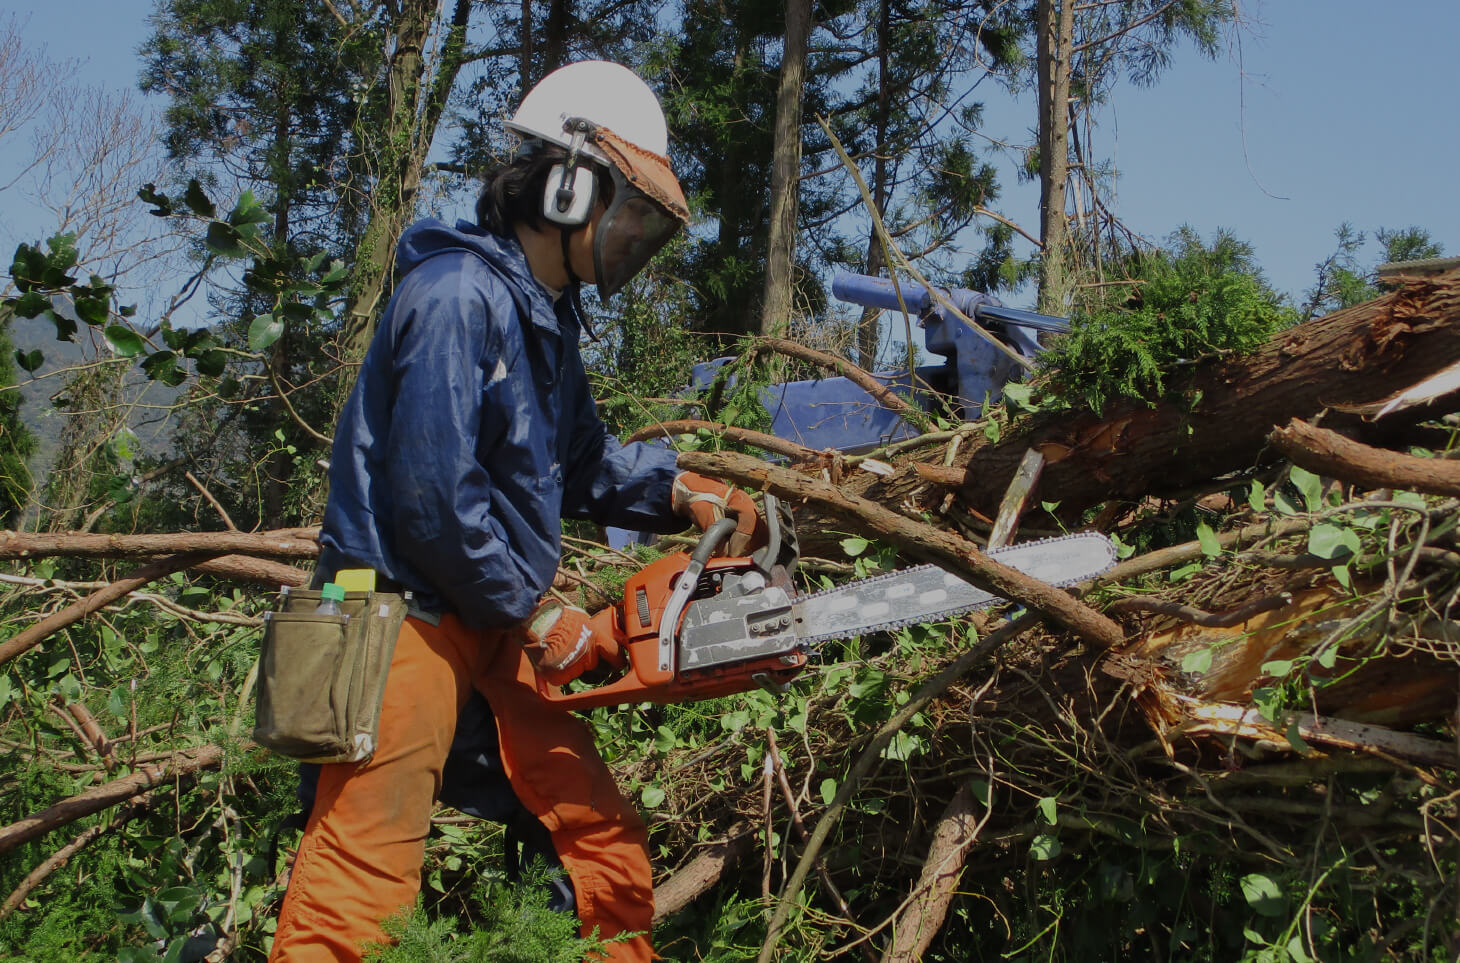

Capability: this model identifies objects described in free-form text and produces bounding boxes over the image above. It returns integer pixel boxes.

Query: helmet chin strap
[559,226,600,342]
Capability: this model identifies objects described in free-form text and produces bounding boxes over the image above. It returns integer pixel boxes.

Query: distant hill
[6,311,179,482]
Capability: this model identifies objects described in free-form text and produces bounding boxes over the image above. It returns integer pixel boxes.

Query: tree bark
[758,0,813,338]
[340,0,472,366]
[882,781,982,962]
[1035,0,1074,314]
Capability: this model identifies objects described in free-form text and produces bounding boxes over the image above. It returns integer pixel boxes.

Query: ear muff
[542,163,598,226]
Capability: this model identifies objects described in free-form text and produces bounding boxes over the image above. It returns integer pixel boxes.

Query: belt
[343,572,443,626]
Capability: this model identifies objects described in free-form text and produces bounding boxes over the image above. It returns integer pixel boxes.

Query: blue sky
[3,0,1457,309]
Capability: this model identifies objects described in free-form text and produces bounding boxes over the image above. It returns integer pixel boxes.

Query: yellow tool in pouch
[253,585,407,764]
[333,568,377,592]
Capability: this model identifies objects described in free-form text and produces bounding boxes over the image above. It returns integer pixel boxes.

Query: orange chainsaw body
[536,550,808,710]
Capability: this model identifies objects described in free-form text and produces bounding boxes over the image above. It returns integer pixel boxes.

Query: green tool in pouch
[253,583,408,764]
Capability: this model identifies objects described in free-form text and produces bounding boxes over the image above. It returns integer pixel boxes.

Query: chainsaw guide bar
[791,531,1118,645]
[674,531,1118,675]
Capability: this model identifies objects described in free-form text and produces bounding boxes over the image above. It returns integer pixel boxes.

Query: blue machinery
[689,272,1068,454]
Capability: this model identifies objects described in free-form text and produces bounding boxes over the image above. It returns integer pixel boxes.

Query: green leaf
[1307,522,1360,560]
[1196,521,1221,558]
[14,348,43,372]
[137,183,173,216]
[1289,465,1323,512]
[1168,561,1203,583]
[1391,490,1427,510]
[248,313,284,351]
[228,189,270,227]
[1002,381,1040,412]
[983,418,1001,442]
[10,289,50,319]
[1240,873,1286,917]
[1251,687,1284,723]
[640,785,666,809]
[1273,487,1300,516]
[1285,717,1311,754]
[653,725,678,753]
[320,259,350,286]
[1248,479,1266,513]
[141,350,185,387]
[183,179,216,218]
[1181,647,1214,674]
[104,324,145,357]
[110,428,140,462]
[192,349,227,378]
[1261,658,1294,678]
[1332,563,1352,590]
[839,536,870,558]
[0,674,12,711]
[1030,834,1061,861]
[1036,796,1058,825]
[1316,645,1338,670]
[205,221,246,258]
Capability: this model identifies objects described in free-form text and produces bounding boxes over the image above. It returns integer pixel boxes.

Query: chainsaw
[538,494,1116,709]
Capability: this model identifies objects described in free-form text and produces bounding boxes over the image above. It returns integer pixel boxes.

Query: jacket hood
[395,218,560,331]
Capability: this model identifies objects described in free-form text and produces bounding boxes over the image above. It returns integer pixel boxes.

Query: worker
[269,60,766,962]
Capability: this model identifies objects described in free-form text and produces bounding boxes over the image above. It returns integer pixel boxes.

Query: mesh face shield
[583,124,690,297]
[592,164,683,297]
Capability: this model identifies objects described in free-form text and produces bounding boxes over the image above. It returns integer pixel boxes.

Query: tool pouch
[253,587,407,764]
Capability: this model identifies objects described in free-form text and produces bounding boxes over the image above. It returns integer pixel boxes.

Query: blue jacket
[320,219,682,628]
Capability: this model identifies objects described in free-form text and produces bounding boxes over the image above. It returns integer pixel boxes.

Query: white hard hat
[505,60,670,164]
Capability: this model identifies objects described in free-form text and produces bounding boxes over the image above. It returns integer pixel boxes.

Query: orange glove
[523,600,622,686]
[671,471,768,557]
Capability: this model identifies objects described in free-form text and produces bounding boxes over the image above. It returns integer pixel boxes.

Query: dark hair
[475,142,614,236]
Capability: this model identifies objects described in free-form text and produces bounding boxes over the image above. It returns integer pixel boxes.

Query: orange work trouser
[270,613,654,962]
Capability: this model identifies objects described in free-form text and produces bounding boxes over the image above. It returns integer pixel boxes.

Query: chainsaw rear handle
[533,515,741,709]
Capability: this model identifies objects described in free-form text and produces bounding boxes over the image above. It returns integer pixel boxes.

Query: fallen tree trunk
[787,270,1460,554]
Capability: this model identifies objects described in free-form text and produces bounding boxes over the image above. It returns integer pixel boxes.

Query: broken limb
[652,824,755,922]
[1172,699,1457,771]
[0,551,224,668]
[879,780,988,963]
[0,794,157,921]
[0,743,231,854]
[678,450,1124,648]
[756,612,1041,963]
[626,418,818,462]
[1270,418,1460,497]
[750,337,923,421]
[1106,592,1296,628]
[0,528,320,562]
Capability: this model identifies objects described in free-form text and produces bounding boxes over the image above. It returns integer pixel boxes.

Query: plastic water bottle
[315,582,345,616]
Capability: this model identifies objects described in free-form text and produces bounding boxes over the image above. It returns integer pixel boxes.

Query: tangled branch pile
[2,271,1459,961]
